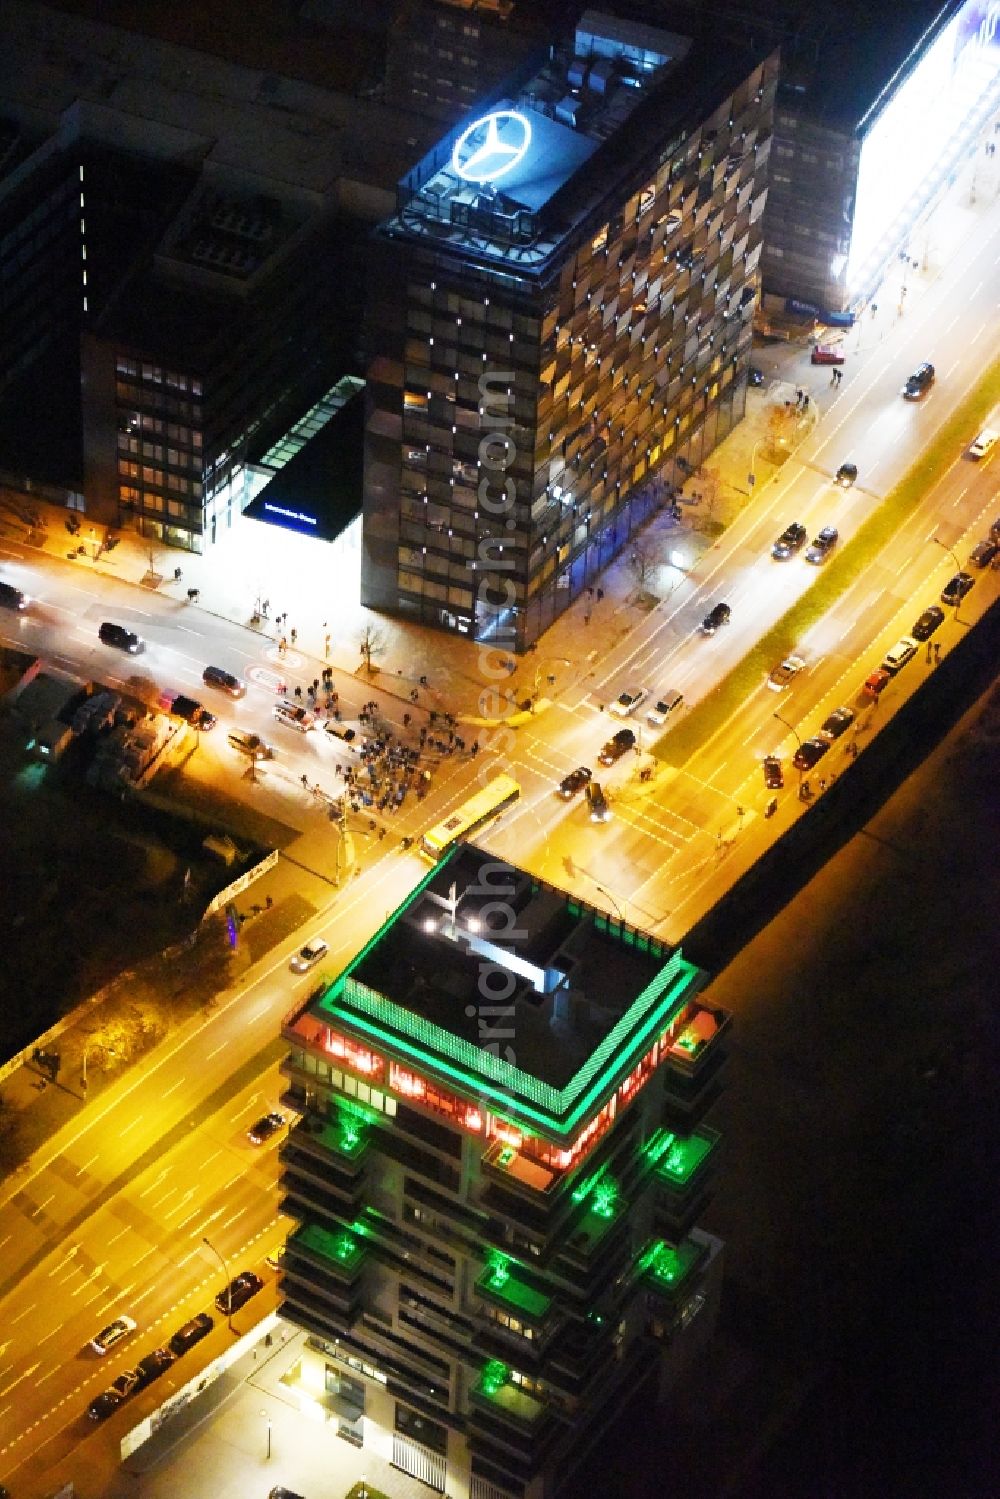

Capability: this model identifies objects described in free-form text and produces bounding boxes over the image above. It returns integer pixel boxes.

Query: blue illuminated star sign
[452,110,532,185]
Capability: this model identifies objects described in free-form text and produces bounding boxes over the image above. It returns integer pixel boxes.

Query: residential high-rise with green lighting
[279,846,729,1499]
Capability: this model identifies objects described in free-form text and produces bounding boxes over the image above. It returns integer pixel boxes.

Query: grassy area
[654,360,1000,766]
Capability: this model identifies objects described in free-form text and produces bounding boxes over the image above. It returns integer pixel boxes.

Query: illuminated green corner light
[641,1240,683,1283]
[480,1359,510,1397]
[334,1231,357,1262]
[592,1177,618,1220]
[485,1249,511,1289]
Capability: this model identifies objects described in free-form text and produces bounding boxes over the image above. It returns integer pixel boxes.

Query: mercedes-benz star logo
[452,110,532,185]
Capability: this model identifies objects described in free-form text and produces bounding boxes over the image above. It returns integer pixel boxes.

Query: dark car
[87,1389,123,1421]
[111,1369,140,1398]
[598,729,635,766]
[0,580,29,611]
[99,620,144,654]
[202,664,245,697]
[941,571,974,605]
[969,538,999,569]
[247,1112,285,1145]
[748,364,764,387]
[902,362,935,399]
[991,517,1000,542]
[701,601,731,634]
[134,1348,176,1390]
[771,522,807,559]
[835,462,858,487]
[169,694,217,731]
[763,755,783,790]
[558,765,592,798]
[805,526,838,564]
[215,1270,264,1315]
[269,1487,307,1499]
[792,737,830,771]
[819,706,855,741]
[911,605,945,640]
[169,1313,214,1355]
[586,781,610,822]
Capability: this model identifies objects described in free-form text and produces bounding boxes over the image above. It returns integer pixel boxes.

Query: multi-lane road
[2,152,1000,1496]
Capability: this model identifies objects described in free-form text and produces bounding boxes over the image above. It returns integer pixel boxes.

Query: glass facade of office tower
[362,41,778,652]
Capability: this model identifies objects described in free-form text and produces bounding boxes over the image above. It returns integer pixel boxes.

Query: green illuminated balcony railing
[475,1260,552,1324]
[646,1127,720,1188]
[636,1236,706,1298]
[291,1223,366,1280]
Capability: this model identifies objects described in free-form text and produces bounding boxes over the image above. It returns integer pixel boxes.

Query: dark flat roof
[244,391,364,543]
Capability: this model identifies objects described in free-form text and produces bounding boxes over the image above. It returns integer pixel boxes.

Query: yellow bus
[419,774,521,860]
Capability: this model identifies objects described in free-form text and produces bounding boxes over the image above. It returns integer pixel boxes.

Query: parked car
[558,766,593,798]
[748,364,764,386]
[111,1369,140,1398]
[134,1348,176,1389]
[771,522,807,559]
[863,669,891,698]
[324,722,357,744]
[274,700,315,732]
[647,689,684,726]
[701,601,731,634]
[586,781,610,822]
[792,737,830,771]
[762,755,783,790]
[598,728,635,765]
[215,1271,264,1315]
[87,1389,123,1421]
[98,621,144,654]
[941,571,974,606]
[90,1315,137,1356]
[911,606,945,640]
[247,1112,285,1146]
[290,939,328,974]
[882,637,918,673]
[168,694,217,731]
[969,538,999,569]
[835,462,858,487]
[228,730,273,760]
[819,706,855,741]
[811,343,845,365]
[805,526,838,564]
[0,580,29,611]
[767,655,805,691]
[169,1313,214,1356]
[202,665,245,697]
[967,427,998,459]
[902,362,935,399]
[609,687,648,718]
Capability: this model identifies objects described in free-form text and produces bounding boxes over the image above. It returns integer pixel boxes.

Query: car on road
[598,728,636,765]
[793,737,830,771]
[609,687,649,718]
[215,1270,264,1315]
[0,580,29,611]
[247,1112,285,1145]
[290,939,328,974]
[763,755,783,790]
[911,606,945,640]
[274,700,315,732]
[324,722,357,744]
[90,1314,137,1356]
[805,526,838,564]
[811,343,845,365]
[882,637,918,673]
[819,706,855,741]
[168,694,217,732]
[767,654,805,691]
[835,462,858,487]
[98,621,144,654]
[134,1348,176,1389]
[228,730,273,760]
[169,1313,215,1355]
[771,522,807,559]
[968,427,998,460]
[863,669,891,698]
[558,766,592,798]
[941,571,974,606]
[902,362,935,399]
[969,538,999,569]
[586,782,610,822]
[87,1389,123,1421]
[748,364,764,386]
[202,665,246,697]
[701,601,731,635]
[111,1370,140,1399]
[647,689,684,726]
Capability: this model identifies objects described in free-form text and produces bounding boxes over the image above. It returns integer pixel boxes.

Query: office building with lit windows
[278,846,730,1499]
[362,9,777,650]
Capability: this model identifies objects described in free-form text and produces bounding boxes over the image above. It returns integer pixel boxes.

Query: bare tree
[627,537,663,592]
[358,623,388,676]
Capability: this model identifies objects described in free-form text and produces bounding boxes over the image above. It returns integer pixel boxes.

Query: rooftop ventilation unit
[567,57,588,89]
[555,94,586,128]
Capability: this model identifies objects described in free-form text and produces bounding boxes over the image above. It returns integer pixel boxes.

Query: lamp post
[931,537,965,624]
[203,1236,233,1330]
[259,1407,271,1460]
[773,711,805,794]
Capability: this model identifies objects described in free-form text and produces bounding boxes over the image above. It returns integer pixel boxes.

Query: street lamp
[931,537,966,623]
[203,1236,233,1330]
[259,1408,272,1460]
[773,711,806,795]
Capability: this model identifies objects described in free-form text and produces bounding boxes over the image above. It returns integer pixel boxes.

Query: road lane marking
[75,1152,100,1175]
[161,1077,185,1097]
[206,1041,227,1061]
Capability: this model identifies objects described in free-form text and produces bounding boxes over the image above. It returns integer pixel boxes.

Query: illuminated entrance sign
[452,110,532,185]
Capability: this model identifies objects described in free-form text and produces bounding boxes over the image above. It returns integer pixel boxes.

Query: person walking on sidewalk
[290,627,297,645]
[324,633,331,658]
[278,636,287,656]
